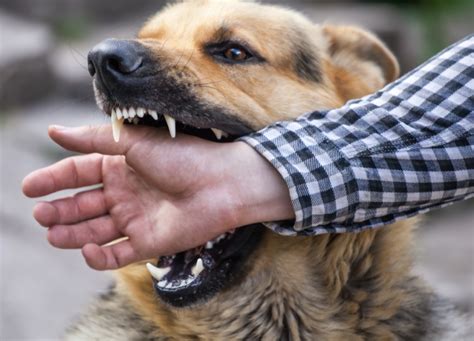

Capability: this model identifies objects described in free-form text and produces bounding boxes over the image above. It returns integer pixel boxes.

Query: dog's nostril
[88,39,144,80]
[106,55,143,75]
[87,58,96,77]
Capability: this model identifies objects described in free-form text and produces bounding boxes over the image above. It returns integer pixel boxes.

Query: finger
[33,188,107,227]
[47,216,123,249]
[82,241,139,270]
[48,124,157,158]
[22,153,104,198]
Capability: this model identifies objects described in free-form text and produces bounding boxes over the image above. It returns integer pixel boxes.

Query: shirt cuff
[239,121,359,234]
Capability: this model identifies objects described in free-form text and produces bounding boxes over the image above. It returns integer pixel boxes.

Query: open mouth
[109,106,237,143]
[99,101,263,307]
[147,224,263,307]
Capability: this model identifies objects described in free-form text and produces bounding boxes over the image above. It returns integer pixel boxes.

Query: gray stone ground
[1,2,473,340]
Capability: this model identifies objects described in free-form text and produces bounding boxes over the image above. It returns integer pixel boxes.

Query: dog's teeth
[137,108,145,118]
[191,258,204,277]
[205,241,214,249]
[132,117,139,125]
[122,108,129,119]
[149,110,158,120]
[129,108,137,118]
[164,115,176,138]
[214,233,226,243]
[211,128,224,140]
[111,110,124,143]
[176,279,187,288]
[146,263,171,281]
[116,108,123,120]
[157,280,167,288]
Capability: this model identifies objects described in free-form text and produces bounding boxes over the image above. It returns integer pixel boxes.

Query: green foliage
[52,17,90,42]
[364,0,473,61]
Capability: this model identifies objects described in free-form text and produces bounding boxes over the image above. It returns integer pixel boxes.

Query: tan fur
[137,0,398,128]
[118,220,422,339]
[70,1,457,340]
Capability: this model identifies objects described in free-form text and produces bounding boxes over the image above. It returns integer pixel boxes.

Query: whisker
[180,48,195,73]
[67,43,89,72]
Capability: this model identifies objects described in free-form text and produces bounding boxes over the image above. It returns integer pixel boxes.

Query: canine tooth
[211,128,224,140]
[129,107,137,118]
[146,263,171,281]
[191,258,204,277]
[164,115,176,138]
[149,110,158,120]
[137,108,145,118]
[111,110,125,143]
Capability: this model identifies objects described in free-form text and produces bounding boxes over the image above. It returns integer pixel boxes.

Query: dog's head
[88,0,399,308]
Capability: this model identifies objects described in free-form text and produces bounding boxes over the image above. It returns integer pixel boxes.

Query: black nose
[87,39,143,78]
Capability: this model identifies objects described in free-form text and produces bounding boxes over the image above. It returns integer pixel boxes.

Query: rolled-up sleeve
[239,35,474,236]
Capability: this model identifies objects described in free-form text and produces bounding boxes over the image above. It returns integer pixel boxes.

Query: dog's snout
[88,39,144,80]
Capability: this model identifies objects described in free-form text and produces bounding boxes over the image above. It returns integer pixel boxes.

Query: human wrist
[225,141,295,227]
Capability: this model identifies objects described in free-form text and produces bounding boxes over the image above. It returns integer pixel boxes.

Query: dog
[67,0,470,339]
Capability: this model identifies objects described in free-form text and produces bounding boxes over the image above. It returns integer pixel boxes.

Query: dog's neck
[118,218,433,339]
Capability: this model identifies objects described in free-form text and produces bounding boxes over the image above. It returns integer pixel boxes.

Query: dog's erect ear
[322,25,399,100]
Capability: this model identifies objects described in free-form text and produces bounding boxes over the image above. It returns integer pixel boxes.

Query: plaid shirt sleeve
[239,35,474,236]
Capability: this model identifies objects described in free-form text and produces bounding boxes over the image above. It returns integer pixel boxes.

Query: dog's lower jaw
[88,219,461,340]
[66,219,471,340]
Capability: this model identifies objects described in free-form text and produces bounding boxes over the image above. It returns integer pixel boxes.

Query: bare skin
[22,125,294,270]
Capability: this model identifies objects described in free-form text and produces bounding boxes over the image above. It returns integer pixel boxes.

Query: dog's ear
[322,25,399,100]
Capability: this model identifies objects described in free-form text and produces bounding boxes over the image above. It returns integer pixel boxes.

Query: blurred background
[0,0,473,339]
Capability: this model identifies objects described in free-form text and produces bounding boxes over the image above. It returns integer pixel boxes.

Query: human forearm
[226,141,295,227]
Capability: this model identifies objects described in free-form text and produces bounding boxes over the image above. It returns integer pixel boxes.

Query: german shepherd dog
[68,0,470,339]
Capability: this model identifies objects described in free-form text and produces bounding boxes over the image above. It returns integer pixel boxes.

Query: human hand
[22,125,294,270]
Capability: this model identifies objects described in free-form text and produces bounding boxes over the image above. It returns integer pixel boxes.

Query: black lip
[94,77,253,137]
[152,225,265,307]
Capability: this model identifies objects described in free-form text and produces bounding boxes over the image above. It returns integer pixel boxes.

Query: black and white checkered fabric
[240,35,474,236]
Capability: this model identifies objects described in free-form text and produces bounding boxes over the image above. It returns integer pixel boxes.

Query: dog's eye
[223,47,249,62]
[207,42,259,64]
